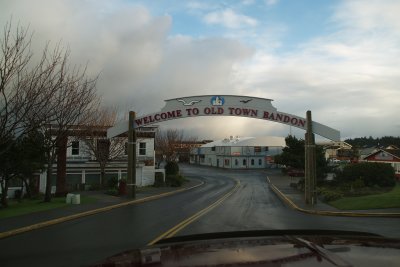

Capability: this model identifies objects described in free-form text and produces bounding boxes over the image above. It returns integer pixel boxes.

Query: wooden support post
[128,111,137,198]
[305,110,317,205]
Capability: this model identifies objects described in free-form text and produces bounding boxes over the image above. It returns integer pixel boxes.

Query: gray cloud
[1,0,399,141]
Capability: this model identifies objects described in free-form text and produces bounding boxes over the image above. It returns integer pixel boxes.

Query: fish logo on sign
[210,96,224,106]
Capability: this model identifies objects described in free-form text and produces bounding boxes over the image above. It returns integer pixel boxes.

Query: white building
[190,136,286,169]
[36,128,157,194]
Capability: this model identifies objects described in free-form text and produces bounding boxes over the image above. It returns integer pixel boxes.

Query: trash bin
[72,194,80,204]
[66,193,74,204]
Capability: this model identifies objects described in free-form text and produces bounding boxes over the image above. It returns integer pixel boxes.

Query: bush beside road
[268,169,400,215]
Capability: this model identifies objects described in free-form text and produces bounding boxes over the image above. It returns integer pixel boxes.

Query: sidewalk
[267,173,338,212]
[267,171,400,217]
[0,178,202,234]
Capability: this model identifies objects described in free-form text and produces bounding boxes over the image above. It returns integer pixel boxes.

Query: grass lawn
[0,195,97,219]
[329,183,400,210]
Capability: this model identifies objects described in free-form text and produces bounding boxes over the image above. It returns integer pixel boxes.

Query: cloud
[230,1,400,139]
[134,36,253,113]
[187,1,217,11]
[1,1,251,107]
[203,8,258,29]
[265,0,278,6]
[1,0,399,140]
[332,0,400,33]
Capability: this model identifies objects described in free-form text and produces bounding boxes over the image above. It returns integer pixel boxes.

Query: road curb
[0,181,205,240]
[266,177,400,218]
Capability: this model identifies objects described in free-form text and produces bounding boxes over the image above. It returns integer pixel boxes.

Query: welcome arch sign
[107,95,340,141]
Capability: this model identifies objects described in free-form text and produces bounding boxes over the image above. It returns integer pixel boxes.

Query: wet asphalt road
[179,165,400,238]
[1,164,400,267]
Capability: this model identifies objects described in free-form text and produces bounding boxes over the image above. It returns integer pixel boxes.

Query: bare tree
[1,20,93,204]
[0,21,32,148]
[79,106,126,187]
[155,129,198,163]
[38,59,99,201]
[0,19,99,202]
[0,21,64,156]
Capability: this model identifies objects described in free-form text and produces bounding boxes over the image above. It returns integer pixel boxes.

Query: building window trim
[71,141,79,155]
[139,142,146,156]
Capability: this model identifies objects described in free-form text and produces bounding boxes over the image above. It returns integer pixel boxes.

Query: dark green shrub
[351,178,365,189]
[318,188,343,202]
[107,177,119,189]
[153,172,165,187]
[105,188,118,196]
[166,174,186,187]
[165,161,179,175]
[335,162,396,187]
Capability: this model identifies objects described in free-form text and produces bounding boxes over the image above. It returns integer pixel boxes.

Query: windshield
[1,1,400,267]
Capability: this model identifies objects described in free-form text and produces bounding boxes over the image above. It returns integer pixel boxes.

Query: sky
[1,0,399,141]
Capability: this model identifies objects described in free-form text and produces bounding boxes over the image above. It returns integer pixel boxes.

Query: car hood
[90,230,400,267]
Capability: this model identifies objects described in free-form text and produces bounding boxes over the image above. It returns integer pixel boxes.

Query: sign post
[304,110,317,205]
[127,111,136,198]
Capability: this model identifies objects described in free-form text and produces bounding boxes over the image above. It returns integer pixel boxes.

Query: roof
[359,147,379,156]
[364,149,400,160]
[317,141,352,149]
[201,136,286,148]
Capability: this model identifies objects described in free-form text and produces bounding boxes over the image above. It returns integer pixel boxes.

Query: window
[259,159,262,165]
[125,142,128,155]
[211,146,216,151]
[265,147,269,151]
[71,141,79,155]
[254,147,261,153]
[243,159,247,166]
[251,159,254,165]
[139,142,146,155]
[224,159,230,166]
[235,159,238,166]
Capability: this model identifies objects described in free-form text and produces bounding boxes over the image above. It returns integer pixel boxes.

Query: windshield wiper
[288,236,353,267]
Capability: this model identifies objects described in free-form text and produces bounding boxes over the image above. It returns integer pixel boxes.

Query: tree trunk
[56,135,68,197]
[100,163,106,188]
[1,179,9,208]
[44,154,55,202]
[23,177,31,199]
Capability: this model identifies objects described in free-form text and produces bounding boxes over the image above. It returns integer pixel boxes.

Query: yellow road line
[0,181,204,240]
[148,179,240,246]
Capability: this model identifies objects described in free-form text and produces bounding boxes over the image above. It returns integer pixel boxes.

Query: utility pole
[127,111,137,198]
[304,110,317,205]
